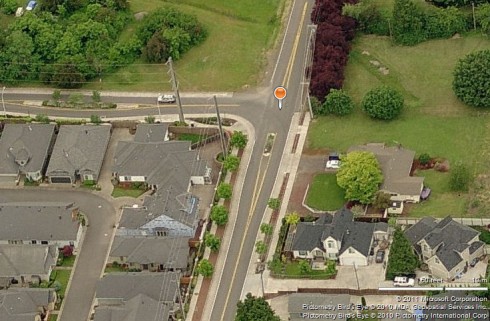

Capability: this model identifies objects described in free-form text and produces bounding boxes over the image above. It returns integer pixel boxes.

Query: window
[423,245,428,251]
[8,240,21,245]
[124,176,131,181]
[348,248,355,254]
[327,241,335,249]
[31,240,37,245]
[435,258,439,264]
[41,241,48,245]
[315,250,323,257]
[299,251,307,256]
[329,253,336,259]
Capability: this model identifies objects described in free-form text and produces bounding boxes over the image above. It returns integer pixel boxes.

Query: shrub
[418,153,431,165]
[323,89,355,116]
[362,86,404,120]
[260,223,273,236]
[210,205,229,226]
[449,162,471,192]
[453,50,490,108]
[267,198,281,210]
[255,240,267,255]
[216,182,232,199]
[229,131,248,149]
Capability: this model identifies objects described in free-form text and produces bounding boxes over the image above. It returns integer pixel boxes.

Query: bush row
[310,0,357,101]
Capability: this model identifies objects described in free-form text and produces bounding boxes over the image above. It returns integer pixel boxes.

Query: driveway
[0,189,117,321]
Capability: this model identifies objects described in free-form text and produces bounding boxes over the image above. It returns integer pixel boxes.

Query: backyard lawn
[59,255,76,267]
[52,270,72,296]
[306,173,345,211]
[308,33,490,217]
[87,0,283,91]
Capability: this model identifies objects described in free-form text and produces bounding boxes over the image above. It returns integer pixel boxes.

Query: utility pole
[2,86,6,116]
[214,95,227,159]
[472,2,477,31]
[167,57,185,123]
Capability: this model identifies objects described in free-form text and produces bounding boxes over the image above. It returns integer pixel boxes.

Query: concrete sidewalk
[240,112,311,298]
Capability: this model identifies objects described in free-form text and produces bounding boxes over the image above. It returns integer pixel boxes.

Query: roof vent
[346,229,350,235]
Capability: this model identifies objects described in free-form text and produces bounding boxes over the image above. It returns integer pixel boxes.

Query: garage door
[340,257,367,266]
[50,177,72,184]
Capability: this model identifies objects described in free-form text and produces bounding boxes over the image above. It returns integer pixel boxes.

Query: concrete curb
[3,87,234,98]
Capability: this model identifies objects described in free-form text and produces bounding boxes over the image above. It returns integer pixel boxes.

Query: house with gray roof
[0,288,57,321]
[0,123,55,183]
[0,244,58,285]
[46,124,111,184]
[290,208,388,266]
[289,293,350,321]
[117,189,200,238]
[108,236,189,272]
[93,293,171,321]
[134,123,169,143]
[112,140,211,190]
[94,272,180,320]
[348,143,424,203]
[405,216,485,280]
[0,202,83,250]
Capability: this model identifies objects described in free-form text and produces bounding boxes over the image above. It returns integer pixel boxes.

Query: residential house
[94,272,180,321]
[112,140,211,190]
[290,208,389,266]
[0,288,57,321]
[0,123,55,183]
[134,123,170,143]
[386,200,404,216]
[405,216,485,280]
[424,292,489,320]
[0,244,58,285]
[109,236,190,272]
[0,202,83,250]
[348,143,424,203]
[116,190,200,238]
[46,124,111,184]
[289,293,351,321]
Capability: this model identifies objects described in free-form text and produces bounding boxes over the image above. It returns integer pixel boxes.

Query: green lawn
[177,133,208,144]
[104,265,127,273]
[111,187,146,198]
[308,33,490,217]
[52,270,71,296]
[49,315,58,321]
[86,0,283,91]
[60,255,76,267]
[306,173,345,211]
[282,260,337,279]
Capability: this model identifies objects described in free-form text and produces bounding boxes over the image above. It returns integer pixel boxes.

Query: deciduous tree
[204,233,221,252]
[323,89,355,116]
[223,155,240,172]
[229,131,248,149]
[210,205,229,226]
[337,151,383,204]
[216,182,232,199]
[197,259,214,277]
[236,293,281,321]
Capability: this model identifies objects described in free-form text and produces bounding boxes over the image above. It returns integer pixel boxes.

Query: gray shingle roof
[0,288,55,321]
[113,140,209,189]
[289,293,350,321]
[0,124,55,175]
[110,236,189,269]
[0,202,80,242]
[404,217,437,246]
[134,123,169,143]
[0,245,57,278]
[374,222,389,232]
[291,208,376,257]
[96,272,180,303]
[406,217,481,271]
[94,294,171,321]
[469,241,484,254]
[46,125,111,181]
[348,143,424,196]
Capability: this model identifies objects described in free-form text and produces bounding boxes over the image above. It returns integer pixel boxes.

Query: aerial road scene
[0,0,489,321]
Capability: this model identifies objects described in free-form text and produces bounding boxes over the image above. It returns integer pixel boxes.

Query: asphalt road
[0,0,314,319]
[0,189,116,321]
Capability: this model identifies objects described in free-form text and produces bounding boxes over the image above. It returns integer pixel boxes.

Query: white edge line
[270,0,297,84]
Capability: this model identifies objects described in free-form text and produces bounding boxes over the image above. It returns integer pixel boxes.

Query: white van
[393,276,415,287]
[15,7,24,17]
[157,94,176,103]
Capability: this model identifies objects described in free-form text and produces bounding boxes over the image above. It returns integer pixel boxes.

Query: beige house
[405,216,485,280]
[348,143,424,203]
[289,208,388,266]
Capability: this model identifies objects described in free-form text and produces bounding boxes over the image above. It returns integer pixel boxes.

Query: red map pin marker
[274,86,287,110]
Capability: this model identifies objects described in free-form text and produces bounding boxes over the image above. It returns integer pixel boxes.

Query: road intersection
[1,0,315,319]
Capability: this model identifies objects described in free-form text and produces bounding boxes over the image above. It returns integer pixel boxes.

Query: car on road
[375,250,385,263]
[157,94,176,103]
[393,276,415,287]
[26,0,37,10]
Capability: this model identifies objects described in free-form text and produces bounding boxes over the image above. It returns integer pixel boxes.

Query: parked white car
[326,160,340,169]
[157,94,176,103]
[393,276,415,287]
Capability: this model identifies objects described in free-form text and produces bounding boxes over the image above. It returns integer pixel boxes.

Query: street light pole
[2,86,6,116]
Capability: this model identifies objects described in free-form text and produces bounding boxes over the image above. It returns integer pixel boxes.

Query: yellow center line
[282,2,308,88]
[219,139,275,321]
